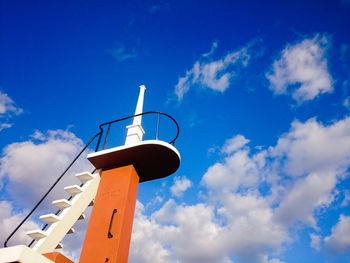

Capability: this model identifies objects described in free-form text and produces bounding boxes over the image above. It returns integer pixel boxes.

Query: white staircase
[26,171,100,254]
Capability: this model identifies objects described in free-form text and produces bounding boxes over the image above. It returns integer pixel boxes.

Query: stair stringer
[32,171,100,254]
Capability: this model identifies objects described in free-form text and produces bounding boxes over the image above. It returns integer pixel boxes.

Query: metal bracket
[108,209,117,238]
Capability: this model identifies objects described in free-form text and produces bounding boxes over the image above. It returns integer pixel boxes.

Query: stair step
[78,213,86,220]
[52,199,71,210]
[88,200,94,207]
[40,214,60,224]
[67,228,75,234]
[56,243,63,249]
[26,230,47,240]
[76,172,94,183]
[64,185,83,196]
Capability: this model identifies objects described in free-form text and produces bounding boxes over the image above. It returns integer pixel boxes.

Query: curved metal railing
[3,111,179,248]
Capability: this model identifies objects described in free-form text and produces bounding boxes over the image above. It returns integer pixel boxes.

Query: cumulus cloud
[266,34,332,103]
[324,215,350,254]
[0,129,93,253]
[0,129,93,206]
[130,192,288,263]
[202,148,265,194]
[269,117,350,228]
[0,201,39,247]
[3,116,350,262]
[174,41,251,101]
[129,116,350,263]
[0,89,22,131]
[130,199,230,263]
[273,171,337,228]
[310,233,322,251]
[221,135,250,155]
[219,193,288,263]
[270,117,350,177]
[170,176,192,197]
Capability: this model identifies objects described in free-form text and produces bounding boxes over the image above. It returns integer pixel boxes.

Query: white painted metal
[0,245,53,263]
[26,230,47,240]
[125,85,146,146]
[28,171,101,254]
[52,199,71,210]
[64,185,83,196]
[40,214,60,224]
[76,171,95,183]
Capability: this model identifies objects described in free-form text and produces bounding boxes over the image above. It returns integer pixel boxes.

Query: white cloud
[219,193,289,263]
[0,89,22,131]
[202,41,219,58]
[149,199,230,263]
[310,233,322,251]
[174,42,251,101]
[324,215,350,254]
[269,117,350,228]
[221,135,250,155]
[129,201,179,263]
[0,201,39,247]
[266,34,332,103]
[341,190,350,207]
[0,123,13,131]
[0,129,93,207]
[270,117,350,177]
[202,148,265,194]
[3,116,350,262]
[264,258,285,263]
[0,129,94,259]
[170,176,192,197]
[128,116,350,263]
[130,192,288,263]
[0,90,22,115]
[273,171,337,228]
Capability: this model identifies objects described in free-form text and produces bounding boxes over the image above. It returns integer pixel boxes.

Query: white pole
[125,85,146,145]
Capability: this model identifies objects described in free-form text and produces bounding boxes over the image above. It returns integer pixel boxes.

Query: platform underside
[87,140,180,183]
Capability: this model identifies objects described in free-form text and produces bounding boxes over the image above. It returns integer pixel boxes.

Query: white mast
[125,85,146,145]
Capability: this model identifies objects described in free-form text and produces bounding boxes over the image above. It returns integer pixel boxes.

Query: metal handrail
[3,111,179,248]
[95,111,180,151]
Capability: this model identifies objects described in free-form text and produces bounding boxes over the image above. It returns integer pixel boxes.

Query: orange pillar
[79,165,139,263]
[43,252,74,263]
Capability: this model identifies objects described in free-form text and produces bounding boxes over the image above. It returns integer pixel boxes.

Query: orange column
[43,252,74,263]
[79,165,139,263]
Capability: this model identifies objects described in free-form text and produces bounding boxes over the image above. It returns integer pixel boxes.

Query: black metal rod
[28,168,98,247]
[108,209,118,238]
[3,132,101,248]
[103,123,111,150]
[156,113,160,140]
[95,131,103,152]
[5,111,179,247]
[98,111,179,145]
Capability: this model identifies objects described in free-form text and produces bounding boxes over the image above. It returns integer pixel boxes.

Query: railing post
[95,132,103,152]
[156,113,160,140]
[103,124,112,150]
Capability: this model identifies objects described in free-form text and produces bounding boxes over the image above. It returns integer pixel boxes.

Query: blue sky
[1,0,350,262]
